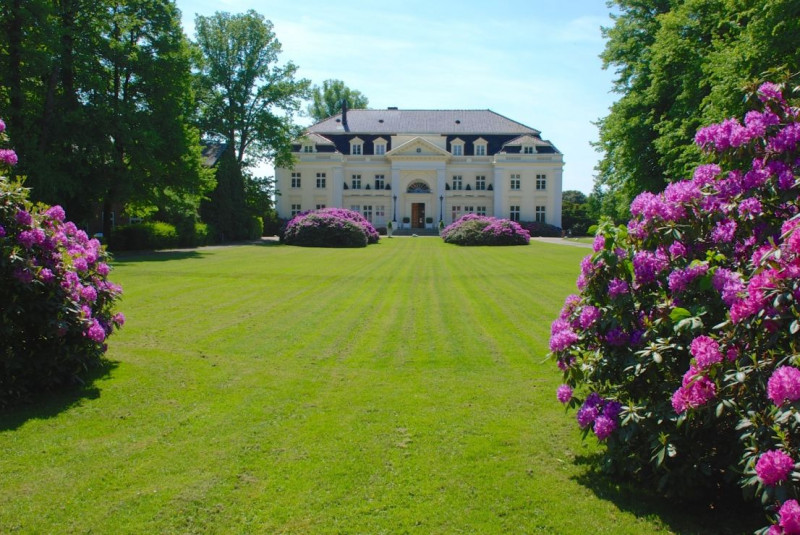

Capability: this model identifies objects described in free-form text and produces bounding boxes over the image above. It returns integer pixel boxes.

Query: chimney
[341,99,349,132]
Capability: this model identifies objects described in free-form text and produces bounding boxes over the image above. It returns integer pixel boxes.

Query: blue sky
[175,0,618,194]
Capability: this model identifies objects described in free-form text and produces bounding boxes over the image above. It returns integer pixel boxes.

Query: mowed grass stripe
[0,238,762,534]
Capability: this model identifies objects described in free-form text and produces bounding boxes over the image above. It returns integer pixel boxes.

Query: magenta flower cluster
[283,207,379,248]
[547,83,800,529]
[441,214,530,246]
[756,450,795,487]
[1,124,123,404]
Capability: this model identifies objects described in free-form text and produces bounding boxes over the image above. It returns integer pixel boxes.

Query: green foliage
[0,0,213,235]
[596,0,800,218]
[307,79,369,122]
[109,222,179,251]
[561,190,595,236]
[0,177,123,407]
[193,10,311,169]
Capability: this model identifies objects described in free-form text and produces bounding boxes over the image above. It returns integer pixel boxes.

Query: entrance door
[411,203,425,228]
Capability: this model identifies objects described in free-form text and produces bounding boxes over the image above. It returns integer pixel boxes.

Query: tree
[193,10,310,169]
[193,10,309,240]
[561,190,594,236]
[307,79,369,123]
[595,0,800,219]
[0,0,213,237]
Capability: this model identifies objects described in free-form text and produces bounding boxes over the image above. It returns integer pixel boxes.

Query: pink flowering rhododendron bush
[282,208,379,248]
[0,122,123,407]
[441,214,531,246]
[550,83,800,533]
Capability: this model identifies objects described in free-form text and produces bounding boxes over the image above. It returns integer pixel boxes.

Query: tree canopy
[0,0,213,236]
[307,79,369,123]
[595,0,800,220]
[193,10,310,169]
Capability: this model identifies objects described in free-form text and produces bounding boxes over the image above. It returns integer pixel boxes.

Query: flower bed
[549,82,800,532]
[441,214,530,246]
[282,208,379,248]
[0,119,123,406]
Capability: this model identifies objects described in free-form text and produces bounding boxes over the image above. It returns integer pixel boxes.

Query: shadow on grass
[111,249,207,265]
[0,359,118,432]
[572,453,764,534]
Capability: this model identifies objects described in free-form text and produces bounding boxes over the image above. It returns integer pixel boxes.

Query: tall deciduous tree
[193,10,310,169]
[307,79,369,123]
[595,0,800,220]
[0,0,213,236]
[193,10,309,240]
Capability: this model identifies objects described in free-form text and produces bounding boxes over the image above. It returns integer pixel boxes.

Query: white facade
[275,109,563,229]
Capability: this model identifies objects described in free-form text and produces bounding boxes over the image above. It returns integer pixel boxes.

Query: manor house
[275,106,563,230]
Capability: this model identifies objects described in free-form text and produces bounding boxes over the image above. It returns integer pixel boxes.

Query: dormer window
[451,138,464,156]
[303,145,314,153]
[523,145,535,154]
[473,138,487,156]
[350,137,364,155]
[374,137,387,155]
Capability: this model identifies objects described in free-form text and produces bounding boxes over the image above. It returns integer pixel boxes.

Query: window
[535,205,546,223]
[375,144,386,155]
[452,175,463,190]
[510,174,521,190]
[477,206,487,216]
[376,205,385,218]
[316,172,326,188]
[315,204,326,210]
[363,205,373,222]
[523,146,535,154]
[303,145,314,153]
[374,174,385,190]
[451,205,462,222]
[475,175,486,191]
[536,173,547,190]
[451,139,464,156]
[350,205,360,213]
[464,205,474,214]
[291,204,302,217]
[350,137,363,155]
[510,205,521,222]
[291,172,301,188]
[475,144,486,156]
[351,174,362,189]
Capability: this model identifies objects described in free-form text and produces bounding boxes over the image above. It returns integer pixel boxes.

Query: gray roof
[302,133,335,145]
[503,134,552,146]
[309,109,541,135]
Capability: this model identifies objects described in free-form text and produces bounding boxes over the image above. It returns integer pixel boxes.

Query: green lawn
[0,238,759,533]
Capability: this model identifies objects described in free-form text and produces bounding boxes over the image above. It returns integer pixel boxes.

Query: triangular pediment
[386,137,451,160]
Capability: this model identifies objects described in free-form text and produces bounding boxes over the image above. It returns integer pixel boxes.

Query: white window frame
[535,205,546,223]
[452,175,463,190]
[523,145,535,154]
[291,204,302,217]
[475,175,486,191]
[316,172,326,189]
[474,138,487,156]
[536,173,547,190]
[374,174,385,190]
[477,206,487,216]
[510,174,521,190]
[303,145,314,153]
[351,174,362,190]
[451,205,462,222]
[350,137,364,155]
[315,204,326,210]
[510,205,521,222]
[451,138,464,156]
[291,172,301,188]
[363,205,373,222]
